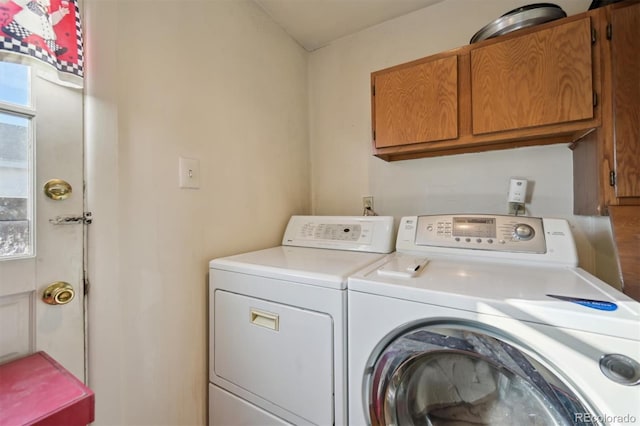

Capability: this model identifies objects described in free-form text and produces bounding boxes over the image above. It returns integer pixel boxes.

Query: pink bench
[0,352,94,426]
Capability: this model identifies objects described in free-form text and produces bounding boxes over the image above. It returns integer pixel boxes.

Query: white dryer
[209,215,394,426]
[348,214,640,426]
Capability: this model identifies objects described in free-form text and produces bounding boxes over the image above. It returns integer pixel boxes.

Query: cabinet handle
[250,309,279,331]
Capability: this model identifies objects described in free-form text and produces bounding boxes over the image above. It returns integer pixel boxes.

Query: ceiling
[253,0,443,51]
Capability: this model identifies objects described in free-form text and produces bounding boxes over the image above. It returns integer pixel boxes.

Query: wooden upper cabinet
[372,54,458,148]
[470,17,594,135]
[371,9,604,161]
[611,3,640,199]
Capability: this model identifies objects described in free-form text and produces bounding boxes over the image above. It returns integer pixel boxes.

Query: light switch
[179,157,200,189]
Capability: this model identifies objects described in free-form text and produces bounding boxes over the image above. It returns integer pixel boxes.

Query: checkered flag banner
[0,0,83,88]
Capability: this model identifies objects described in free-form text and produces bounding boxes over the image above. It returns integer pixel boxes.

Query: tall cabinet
[572,1,640,300]
[573,0,640,215]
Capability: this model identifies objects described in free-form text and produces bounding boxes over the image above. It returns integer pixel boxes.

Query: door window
[0,62,34,259]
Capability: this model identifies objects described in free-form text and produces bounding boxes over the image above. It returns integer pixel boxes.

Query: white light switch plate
[179,157,200,189]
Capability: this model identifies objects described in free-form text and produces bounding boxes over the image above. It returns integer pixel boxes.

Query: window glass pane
[0,62,31,107]
[0,112,32,258]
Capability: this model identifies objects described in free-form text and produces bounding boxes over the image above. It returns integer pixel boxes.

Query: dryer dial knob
[513,224,534,241]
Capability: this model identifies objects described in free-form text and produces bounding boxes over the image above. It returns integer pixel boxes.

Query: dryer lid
[210,246,386,289]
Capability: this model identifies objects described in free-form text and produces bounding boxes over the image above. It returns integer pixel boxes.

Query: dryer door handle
[250,308,279,331]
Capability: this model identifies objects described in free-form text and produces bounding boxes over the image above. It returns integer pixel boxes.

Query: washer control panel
[415,214,546,253]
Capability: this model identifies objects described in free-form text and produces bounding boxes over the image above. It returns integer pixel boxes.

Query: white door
[0,61,86,380]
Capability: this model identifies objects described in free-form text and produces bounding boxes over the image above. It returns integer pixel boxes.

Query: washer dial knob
[513,223,534,241]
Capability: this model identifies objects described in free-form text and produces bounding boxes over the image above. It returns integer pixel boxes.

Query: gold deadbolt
[44,179,72,200]
[42,281,75,305]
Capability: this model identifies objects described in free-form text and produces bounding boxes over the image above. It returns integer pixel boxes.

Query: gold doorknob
[43,179,73,200]
[42,281,75,305]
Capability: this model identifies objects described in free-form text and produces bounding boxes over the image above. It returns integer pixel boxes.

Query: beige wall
[308,0,621,287]
[83,0,622,424]
[84,1,309,424]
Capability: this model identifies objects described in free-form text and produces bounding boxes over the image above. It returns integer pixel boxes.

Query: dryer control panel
[415,214,545,253]
[282,215,395,253]
[396,214,578,266]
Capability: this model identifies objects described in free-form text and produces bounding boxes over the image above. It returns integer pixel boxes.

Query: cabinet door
[611,3,640,199]
[471,17,594,135]
[372,55,458,148]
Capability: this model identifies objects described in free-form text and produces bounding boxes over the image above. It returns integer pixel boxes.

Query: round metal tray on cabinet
[470,3,567,44]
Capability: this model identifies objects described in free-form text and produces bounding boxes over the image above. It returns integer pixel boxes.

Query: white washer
[209,215,395,426]
[349,214,640,426]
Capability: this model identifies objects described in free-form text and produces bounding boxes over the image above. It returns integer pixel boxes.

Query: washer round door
[369,324,597,426]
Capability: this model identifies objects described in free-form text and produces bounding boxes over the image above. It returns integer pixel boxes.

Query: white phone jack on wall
[508,178,528,215]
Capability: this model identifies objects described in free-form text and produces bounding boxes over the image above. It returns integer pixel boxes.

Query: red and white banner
[0,0,83,87]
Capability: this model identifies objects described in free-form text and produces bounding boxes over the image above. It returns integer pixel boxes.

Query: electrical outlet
[363,196,374,211]
[508,202,526,215]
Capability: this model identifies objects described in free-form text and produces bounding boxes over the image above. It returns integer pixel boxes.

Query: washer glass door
[369,324,597,426]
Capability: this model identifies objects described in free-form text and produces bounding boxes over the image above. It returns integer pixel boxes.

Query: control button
[600,354,640,386]
[427,225,433,231]
[455,237,460,242]
[487,239,493,244]
[499,240,506,244]
[513,224,535,241]
[465,238,471,243]
[476,238,482,243]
